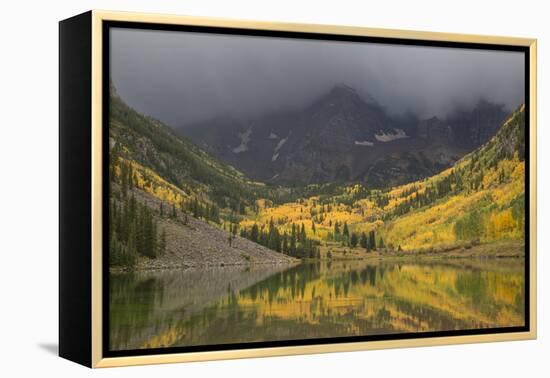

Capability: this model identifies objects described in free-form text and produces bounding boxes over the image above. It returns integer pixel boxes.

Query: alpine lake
[109,255,525,351]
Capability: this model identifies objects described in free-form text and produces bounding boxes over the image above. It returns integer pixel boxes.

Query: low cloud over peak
[110,27,525,127]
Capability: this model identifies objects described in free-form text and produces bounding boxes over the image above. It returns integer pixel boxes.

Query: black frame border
[101,20,531,359]
[59,11,93,367]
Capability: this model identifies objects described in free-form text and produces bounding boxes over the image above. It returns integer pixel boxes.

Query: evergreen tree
[343,222,349,239]
[127,165,134,189]
[360,232,368,249]
[109,142,121,183]
[158,228,166,256]
[368,230,376,251]
[150,217,158,257]
[378,236,385,249]
[183,212,188,225]
[350,233,359,248]
[250,224,259,243]
[290,224,297,256]
[109,231,119,266]
[210,203,220,223]
[120,163,129,197]
[268,219,280,252]
[308,241,317,258]
[191,198,200,218]
[172,203,177,219]
[127,222,137,260]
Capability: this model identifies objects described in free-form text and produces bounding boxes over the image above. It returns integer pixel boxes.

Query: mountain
[108,80,525,270]
[243,104,525,253]
[181,85,509,188]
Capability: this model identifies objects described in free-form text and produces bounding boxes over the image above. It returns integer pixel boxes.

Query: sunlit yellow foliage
[246,149,524,251]
[383,154,524,250]
[241,196,371,242]
[383,191,485,250]
[487,209,517,239]
[118,158,189,207]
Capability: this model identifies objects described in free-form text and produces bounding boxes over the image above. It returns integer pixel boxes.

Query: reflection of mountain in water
[109,264,292,350]
[110,258,524,351]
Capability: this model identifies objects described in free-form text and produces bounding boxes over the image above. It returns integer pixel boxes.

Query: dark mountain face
[180,85,509,188]
[447,100,509,148]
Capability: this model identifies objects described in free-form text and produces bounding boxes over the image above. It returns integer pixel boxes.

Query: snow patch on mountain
[275,136,288,152]
[272,136,288,161]
[269,131,279,139]
[354,140,374,147]
[232,128,252,153]
[374,128,409,142]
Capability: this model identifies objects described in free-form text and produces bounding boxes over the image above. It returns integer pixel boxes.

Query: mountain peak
[331,84,357,94]
[326,84,361,100]
[426,115,441,122]
[314,84,365,109]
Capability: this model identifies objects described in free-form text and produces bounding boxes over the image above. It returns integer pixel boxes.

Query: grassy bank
[315,239,524,262]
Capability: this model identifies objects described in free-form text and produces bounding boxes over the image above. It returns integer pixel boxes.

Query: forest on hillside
[108,85,526,269]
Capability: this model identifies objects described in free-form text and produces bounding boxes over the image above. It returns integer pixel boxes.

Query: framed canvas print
[59,10,537,368]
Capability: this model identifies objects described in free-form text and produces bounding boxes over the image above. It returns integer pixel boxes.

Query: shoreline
[319,240,525,262]
[110,258,300,274]
[109,239,523,274]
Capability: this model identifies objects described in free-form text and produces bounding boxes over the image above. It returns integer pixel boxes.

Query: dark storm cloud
[110,28,525,127]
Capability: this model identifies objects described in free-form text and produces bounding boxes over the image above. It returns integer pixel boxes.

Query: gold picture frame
[59,10,537,368]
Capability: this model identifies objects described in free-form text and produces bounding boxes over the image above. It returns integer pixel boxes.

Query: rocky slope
[129,189,298,271]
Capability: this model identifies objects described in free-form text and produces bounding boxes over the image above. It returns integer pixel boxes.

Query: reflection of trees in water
[109,264,291,351]
[455,270,488,306]
[235,260,524,335]
[109,274,165,350]
[110,259,525,351]
[327,264,383,299]
[239,263,321,304]
[360,265,377,286]
[454,268,525,321]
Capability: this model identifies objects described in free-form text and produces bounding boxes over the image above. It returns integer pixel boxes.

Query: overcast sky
[110,27,525,127]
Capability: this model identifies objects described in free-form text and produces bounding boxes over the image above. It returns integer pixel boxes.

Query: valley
[245,105,525,256]
[108,83,525,271]
[105,29,528,351]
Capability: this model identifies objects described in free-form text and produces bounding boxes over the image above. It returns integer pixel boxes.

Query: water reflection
[109,259,524,351]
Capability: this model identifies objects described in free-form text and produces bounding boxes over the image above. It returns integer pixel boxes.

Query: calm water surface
[109,258,525,351]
